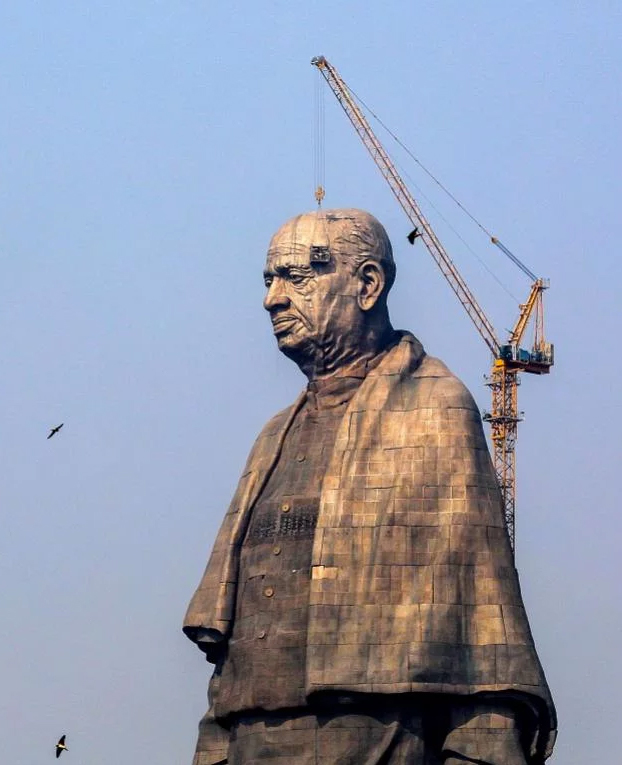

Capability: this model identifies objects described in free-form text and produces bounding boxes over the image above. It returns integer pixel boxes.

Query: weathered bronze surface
[184,210,557,764]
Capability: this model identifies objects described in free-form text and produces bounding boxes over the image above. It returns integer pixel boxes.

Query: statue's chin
[275,332,317,367]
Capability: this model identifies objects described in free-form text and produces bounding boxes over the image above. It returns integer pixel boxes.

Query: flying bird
[55,734,68,758]
[47,423,64,440]
[407,227,421,245]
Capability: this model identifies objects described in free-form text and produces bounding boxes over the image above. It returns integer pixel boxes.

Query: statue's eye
[289,273,306,286]
[264,276,273,288]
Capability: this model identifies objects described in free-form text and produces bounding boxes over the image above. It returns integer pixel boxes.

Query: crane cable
[313,67,326,205]
[345,83,538,282]
[394,154,520,303]
[313,64,517,301]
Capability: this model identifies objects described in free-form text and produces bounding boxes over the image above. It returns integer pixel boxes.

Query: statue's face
[263,218,361,369]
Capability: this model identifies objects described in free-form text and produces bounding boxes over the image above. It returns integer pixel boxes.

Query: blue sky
[1,2,620,762]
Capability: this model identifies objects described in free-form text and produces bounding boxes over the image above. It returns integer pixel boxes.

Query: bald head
[267,208,396,296]
[263,208,396,380]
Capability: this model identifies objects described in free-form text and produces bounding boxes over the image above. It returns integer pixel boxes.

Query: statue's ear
[357,260,386,311]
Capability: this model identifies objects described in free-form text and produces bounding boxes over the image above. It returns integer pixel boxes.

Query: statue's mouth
[271,316,299,336]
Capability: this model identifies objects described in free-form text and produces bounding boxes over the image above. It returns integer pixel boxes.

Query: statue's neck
[299,324,397,382]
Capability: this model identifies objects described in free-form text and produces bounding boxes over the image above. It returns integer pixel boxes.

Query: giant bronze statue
[184,209,556,765]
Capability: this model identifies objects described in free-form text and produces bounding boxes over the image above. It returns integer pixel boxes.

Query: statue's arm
[184,401,300,661]
[185,626,226,663]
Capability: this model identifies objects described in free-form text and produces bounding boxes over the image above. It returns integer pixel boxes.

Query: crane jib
[311,55,554,552]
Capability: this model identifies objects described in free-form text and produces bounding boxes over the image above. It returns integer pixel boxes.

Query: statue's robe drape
[184,332,556,761]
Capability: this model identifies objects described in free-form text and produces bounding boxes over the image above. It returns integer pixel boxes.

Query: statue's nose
[264,280,291,312]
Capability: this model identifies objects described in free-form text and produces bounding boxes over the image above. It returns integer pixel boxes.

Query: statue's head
[263,208,396,378]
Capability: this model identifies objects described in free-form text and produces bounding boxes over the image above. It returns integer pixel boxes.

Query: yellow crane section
[311,55,554,550]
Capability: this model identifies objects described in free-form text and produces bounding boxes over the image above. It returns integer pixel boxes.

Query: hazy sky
[1,2,620,763]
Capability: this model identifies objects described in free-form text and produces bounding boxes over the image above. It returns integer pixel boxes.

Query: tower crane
[311,55,553,551]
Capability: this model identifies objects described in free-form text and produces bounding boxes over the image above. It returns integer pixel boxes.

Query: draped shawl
[184,332,556,760]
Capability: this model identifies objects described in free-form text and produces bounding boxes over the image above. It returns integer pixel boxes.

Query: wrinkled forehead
[265,212,363,269]
[266,214,326,268]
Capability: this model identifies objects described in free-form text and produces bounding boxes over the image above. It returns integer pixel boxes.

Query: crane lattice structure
[311,55,554,550]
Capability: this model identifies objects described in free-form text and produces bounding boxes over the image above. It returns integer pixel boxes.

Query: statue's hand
[185,627,226,662]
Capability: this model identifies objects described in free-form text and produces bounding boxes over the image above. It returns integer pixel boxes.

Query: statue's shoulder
[251,396,304,451]
[239,401,300,476]
[405,352,479,413]
[257,402,298,438]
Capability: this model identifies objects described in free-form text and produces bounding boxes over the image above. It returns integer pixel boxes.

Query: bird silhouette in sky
[47,423,64,440]
[55,734,68,758]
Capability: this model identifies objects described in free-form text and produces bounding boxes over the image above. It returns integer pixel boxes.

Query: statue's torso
[186,336,556,761]
[215,374,364,717]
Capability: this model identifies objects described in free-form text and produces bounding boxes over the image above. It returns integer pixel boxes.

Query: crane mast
[311,55,553,550]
